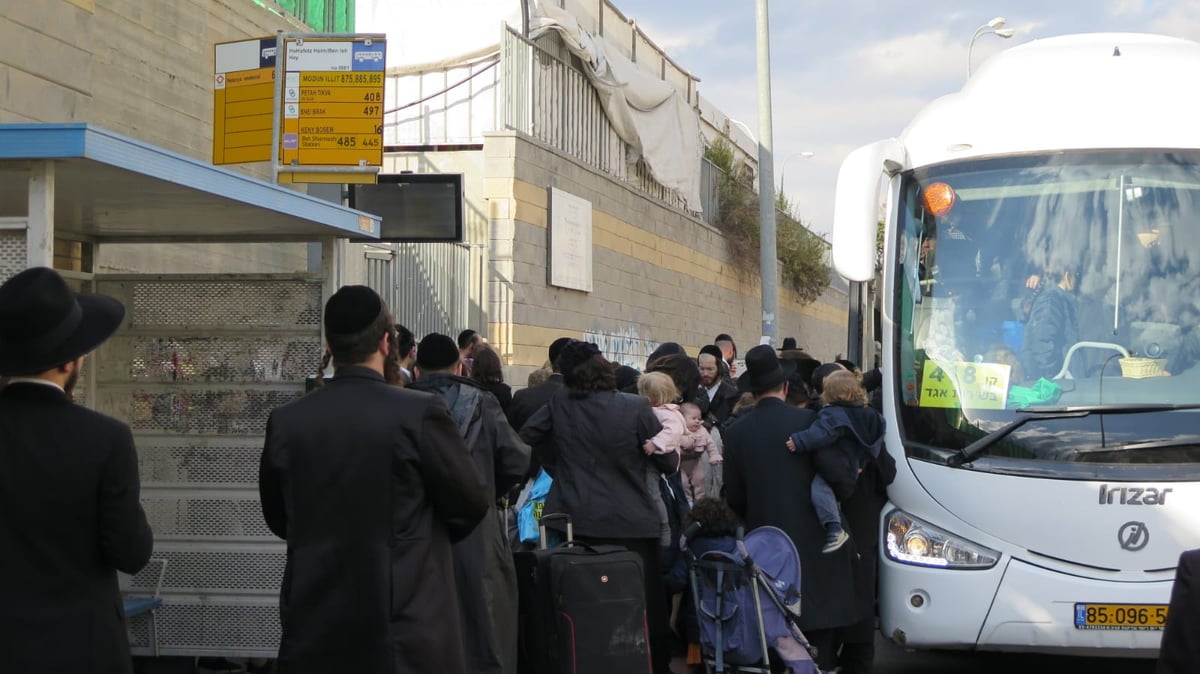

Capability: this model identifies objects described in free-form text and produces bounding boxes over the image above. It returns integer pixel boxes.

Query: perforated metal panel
[143,496,275,540]
[155,601,282,657]
[137,439,264,486]
[125,336,320,384]
[0,230,24,283]
[109,388,301,436]
[126,612,152,654]
[127,280,321,328]
[96,275,321,658]
[128,549,286,594]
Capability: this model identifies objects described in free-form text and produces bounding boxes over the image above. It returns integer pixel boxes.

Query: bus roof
[900,33,1200,169]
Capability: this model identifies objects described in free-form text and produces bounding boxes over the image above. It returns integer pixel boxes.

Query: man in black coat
[837,430,896,674]
[506,336,573,476]
[697,345,740,429]
[722,345,862,671]
[0,267,154,674]
[506,336,573,432]
[409,333,530,674]
[259,286,489,674]
[1158,548,1200,673]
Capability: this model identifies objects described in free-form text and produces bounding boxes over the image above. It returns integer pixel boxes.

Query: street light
[778,151,815,197]
[727,118,757,145]
[968,17,1016,79]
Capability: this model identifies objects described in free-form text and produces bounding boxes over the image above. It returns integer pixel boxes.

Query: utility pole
[755,0,778,346]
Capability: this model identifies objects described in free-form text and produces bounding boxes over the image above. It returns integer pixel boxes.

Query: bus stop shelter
[0,123,380,658]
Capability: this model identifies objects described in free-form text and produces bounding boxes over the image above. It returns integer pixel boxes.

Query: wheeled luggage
[515,513,652,674]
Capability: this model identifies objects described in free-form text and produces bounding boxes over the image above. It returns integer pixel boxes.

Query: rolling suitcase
[515,513,652,674]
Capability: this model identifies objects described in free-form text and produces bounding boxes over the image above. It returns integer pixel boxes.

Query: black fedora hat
[777,336,799,351]
[0,267,125,376]
[780,350,821,387]
[737,344,797,394]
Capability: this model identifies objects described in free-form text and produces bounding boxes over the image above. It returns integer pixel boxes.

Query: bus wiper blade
[1017,403,1200,414]
[946,403,1200,468]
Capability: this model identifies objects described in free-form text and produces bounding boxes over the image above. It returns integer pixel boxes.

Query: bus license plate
[1074,603,1167,630]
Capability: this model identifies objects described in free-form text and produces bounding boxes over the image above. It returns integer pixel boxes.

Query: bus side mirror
[832,139,907,282]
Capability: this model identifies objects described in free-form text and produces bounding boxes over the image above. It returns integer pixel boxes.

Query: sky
[605,0,1200,235]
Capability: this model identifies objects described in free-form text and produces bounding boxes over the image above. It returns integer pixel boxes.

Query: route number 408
[927,365,982,384]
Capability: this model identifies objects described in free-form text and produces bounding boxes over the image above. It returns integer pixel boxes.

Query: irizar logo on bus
[1098,485,1172,505]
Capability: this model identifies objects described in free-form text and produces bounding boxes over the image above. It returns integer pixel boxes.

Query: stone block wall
[0,0,312,275]
[484,131,847,386]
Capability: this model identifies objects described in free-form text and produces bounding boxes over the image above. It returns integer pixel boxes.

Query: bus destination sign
[281,38,386,167]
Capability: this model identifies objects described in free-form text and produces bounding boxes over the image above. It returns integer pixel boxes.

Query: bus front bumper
[880,556,1170,657]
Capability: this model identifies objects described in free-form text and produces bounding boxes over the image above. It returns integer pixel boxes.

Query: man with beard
[410,333,530,674]
[697,344,740,429]
[0,267,154,674]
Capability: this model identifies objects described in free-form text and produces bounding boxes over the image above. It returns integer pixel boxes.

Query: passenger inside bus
[1019,267,1079,381]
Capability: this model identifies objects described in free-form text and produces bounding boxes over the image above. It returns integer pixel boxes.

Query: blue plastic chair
[123,558,168,657]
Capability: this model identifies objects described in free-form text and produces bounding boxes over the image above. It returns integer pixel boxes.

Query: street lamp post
[755,0,778,347]
[968,17,1016,79]
[778,151,815,198]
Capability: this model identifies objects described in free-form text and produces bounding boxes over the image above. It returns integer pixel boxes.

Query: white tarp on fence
[530,1,703,211]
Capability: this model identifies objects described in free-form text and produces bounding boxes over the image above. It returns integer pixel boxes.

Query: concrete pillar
[26,161,55,269]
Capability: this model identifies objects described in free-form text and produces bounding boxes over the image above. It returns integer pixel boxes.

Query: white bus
[831,33,1200,656]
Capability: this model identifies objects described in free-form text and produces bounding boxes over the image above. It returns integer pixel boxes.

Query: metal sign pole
[271,30,285,183]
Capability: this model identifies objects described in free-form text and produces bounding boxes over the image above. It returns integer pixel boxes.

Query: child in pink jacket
[678,402,721,503]
[639,372,684,546]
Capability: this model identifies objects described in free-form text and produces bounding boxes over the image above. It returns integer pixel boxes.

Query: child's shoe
[822,526,849,554]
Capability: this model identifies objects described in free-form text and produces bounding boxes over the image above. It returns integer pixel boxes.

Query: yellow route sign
[280,37,387,168]
[920,360,1012,410]
[213,37,277,165]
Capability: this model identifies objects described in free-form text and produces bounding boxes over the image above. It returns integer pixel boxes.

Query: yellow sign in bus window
[920,361,1011,410]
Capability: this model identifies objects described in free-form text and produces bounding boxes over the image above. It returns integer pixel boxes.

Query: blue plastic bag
[517,469,553,544]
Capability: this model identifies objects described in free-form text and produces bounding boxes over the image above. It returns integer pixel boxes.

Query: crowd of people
[5,269,1198,674]
[0,272,893,674]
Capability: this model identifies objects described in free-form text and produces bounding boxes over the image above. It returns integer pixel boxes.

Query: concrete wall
[1,0,304,164]
[484,130,847,385]
[0,0,313,274]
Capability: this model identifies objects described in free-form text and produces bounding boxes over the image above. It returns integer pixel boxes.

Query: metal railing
[364,243,472,339]
[502,26,712,220]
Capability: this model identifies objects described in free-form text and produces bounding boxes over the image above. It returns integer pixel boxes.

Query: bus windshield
[894,150,1200,474]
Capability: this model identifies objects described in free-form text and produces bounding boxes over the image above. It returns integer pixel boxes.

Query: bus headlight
[884,510,999,569]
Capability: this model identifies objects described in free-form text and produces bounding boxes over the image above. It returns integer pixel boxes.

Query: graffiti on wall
[585,325,659,370]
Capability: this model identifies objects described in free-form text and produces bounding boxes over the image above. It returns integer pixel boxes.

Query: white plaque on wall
[548,187,593,292]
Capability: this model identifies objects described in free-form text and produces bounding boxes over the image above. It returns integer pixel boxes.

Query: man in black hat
[721,344,863,672]
[697,344,739,429]
[409,333,529,674]
[0,267,154,674]
[259,286,489,674]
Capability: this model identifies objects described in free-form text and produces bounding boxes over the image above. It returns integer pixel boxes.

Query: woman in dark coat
[470,344,512,414]
[519,342,674,673]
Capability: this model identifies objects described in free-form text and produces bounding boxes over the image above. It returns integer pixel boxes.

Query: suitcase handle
[538,513,573,549]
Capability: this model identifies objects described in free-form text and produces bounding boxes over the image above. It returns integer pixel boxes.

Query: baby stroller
[685,525,819,674]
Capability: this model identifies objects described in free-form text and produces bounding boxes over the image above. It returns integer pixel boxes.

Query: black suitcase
[515,513,652,674]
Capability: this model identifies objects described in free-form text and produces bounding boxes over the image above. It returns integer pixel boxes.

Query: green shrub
[705,139,830,304]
